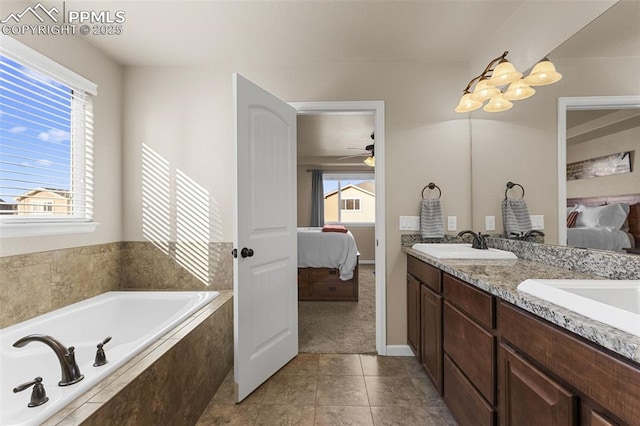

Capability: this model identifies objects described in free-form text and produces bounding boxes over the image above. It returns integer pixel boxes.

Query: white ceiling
[62,0,526,67]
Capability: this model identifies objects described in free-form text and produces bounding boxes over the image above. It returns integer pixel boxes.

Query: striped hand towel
[420,198,444,238]
[502,198,532,236]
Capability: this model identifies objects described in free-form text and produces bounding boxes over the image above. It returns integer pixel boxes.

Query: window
[0,36,97,237]
[340,198,361,211]
[323,173,375,224]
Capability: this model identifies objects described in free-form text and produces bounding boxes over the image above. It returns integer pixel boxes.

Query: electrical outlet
[447,216,457,231]
[399,216,420,231]
[530,215,544,230]
[485,216,496,231]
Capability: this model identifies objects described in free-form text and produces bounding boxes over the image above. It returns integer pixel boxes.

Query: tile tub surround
[43,291,233,425]
[0,242,122,328]
[121,241,233,291]
[403,247,640,364]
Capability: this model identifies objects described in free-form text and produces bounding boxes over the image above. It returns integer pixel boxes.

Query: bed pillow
[566,211,579,228]
[574,203,630,229]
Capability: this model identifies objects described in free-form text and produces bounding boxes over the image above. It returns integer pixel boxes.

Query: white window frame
[323,172,374,225]
[0,36,98,238]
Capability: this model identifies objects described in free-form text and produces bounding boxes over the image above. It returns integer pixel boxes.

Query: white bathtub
[0,291,219,426]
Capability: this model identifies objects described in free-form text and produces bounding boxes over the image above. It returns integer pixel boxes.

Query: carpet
[298,264,376,354]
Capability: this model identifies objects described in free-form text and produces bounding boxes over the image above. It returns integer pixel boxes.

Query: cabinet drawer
[310,268,341,281]
[444,301,495,404]
[444,274,494,329]
[298,268,309,280]
[444,354,496,426]
[407,256,441,292]
[311,281,356,299]
[499,343,577,426]
[298,280,311,298]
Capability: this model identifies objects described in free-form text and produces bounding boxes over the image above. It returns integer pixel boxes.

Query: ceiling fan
[337,132,375,166]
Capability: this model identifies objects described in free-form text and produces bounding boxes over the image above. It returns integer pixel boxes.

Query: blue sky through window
[0,54,72,204]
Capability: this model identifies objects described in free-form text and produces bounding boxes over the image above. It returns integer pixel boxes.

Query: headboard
[567,194,640,248]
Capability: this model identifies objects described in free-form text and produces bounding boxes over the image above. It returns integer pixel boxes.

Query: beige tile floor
[197,354,457,425]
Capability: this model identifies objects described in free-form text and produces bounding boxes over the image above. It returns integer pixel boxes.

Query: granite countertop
[403,246,640,365]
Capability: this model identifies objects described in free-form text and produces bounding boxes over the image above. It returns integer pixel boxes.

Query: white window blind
[0,36,97,228]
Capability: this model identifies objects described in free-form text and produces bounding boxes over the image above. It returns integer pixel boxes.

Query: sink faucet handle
[94,336,112,367]
[13,377,49,408]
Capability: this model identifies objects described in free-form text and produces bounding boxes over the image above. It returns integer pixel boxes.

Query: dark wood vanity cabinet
[406,254,638,426]
[407,256,443,393]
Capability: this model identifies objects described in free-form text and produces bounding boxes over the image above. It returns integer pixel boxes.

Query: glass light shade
[503,80,535,101]
[455,93,483,113]
[470,80,500,102]
[364,156,375,167]
[523,60,563,86]
[483,94,513,112]
[486,61,523,87]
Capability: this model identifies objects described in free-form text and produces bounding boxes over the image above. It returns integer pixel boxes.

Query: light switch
[447,216,457,231]
[485,216,496,231]
[530,215,544,230]
[399,216,420,231]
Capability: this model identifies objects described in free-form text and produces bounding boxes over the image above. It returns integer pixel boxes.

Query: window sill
[0,221,99,238]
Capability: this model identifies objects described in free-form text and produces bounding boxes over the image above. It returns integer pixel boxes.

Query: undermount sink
[517,279,640,337]
[411,243,517,260]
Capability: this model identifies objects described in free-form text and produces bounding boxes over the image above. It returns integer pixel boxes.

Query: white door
[233,73,298,401]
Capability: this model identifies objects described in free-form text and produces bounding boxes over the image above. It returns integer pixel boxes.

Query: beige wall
[0,27,123,257]
[471,56,640,243]
[567,126,640,198]
[349,226,375,263]
[123,61,472,346]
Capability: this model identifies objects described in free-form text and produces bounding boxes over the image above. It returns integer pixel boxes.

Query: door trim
[290,100,386,355]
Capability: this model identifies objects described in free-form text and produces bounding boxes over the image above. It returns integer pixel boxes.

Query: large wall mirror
[557,96,640,251]
[470,0,640,251]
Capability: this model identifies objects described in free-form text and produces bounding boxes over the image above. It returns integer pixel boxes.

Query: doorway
[291,101,386,355]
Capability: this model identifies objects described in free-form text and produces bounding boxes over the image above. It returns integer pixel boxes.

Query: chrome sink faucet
[13,334,84,386]
[458,230,488,250]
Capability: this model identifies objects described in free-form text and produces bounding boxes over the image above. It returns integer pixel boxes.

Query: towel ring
[422,182,441,199]
[504,181,525,200]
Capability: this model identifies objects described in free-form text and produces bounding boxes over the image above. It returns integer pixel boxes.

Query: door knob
[240,247,254,258]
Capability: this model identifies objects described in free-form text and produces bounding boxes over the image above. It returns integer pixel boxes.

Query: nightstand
[623,247,640,255]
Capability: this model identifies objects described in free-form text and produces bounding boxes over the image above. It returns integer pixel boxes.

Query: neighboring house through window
[0,36,97,236]
[323,173,375,224]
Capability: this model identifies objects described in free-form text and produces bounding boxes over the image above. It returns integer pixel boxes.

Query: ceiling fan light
[470,80,500,102]
[524,59,563,86]
[487,61,522,87]
[503,79,536,101]
[483,94,513,112]
[364,156,375,167]
[455,93,483,113]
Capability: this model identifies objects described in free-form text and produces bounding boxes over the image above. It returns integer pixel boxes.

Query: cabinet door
[499,344,577,426]
[421,284,442,394]
[407,273,421,359]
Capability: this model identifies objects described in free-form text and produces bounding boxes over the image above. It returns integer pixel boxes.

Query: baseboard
[385,345,415,356]
[359,260,375,265]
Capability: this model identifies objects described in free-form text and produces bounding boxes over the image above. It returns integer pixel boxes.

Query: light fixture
[470,79,500,102]
[503,80,535,101]
[455,52,562,113]
[523,57,563,86]
[363,156,375,167]
[484,94,513,112]
[454,93,483,113]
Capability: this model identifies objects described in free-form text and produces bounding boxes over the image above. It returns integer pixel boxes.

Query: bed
[566,194,640,252]
[297,227,359,301]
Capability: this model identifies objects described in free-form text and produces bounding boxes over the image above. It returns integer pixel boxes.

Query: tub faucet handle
[13,376,49,408]
[94,336,112,367]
